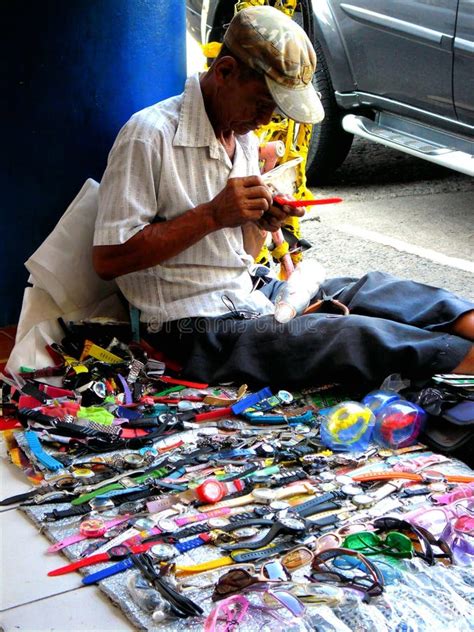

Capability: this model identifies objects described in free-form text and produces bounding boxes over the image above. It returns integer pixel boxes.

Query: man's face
[221,71,277,135]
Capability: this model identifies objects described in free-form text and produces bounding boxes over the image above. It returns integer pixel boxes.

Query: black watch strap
[221,518,274,532]
[293,492,340,518]
[43,504,90,521]
[230,541,292,562]
[308,513,340,530]
[221,522,282,551]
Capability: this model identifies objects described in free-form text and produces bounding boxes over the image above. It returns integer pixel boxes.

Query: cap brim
[265,75,325,124]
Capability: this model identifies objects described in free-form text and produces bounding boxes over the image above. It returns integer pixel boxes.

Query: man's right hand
[209,176,273,228]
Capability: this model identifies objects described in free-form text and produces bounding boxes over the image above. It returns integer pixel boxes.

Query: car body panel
[454,0,474,125]
[326,1,458,118]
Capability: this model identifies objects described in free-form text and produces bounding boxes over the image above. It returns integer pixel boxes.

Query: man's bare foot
[450,310,474,341]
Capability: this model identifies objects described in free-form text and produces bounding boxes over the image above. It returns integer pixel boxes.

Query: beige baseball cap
[224,5,324,124]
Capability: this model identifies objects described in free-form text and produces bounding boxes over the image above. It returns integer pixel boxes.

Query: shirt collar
[173,73,256,163]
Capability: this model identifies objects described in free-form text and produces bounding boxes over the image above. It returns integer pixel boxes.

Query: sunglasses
[309,548,384,601]
[342,530,414,558]
[206,590,305,631]
[212,561,290,601]
[373,516,453,565]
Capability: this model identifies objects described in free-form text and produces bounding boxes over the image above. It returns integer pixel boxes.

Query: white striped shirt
[95,74,275,329]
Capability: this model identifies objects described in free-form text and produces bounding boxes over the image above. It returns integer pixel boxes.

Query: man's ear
[213,56,239,85]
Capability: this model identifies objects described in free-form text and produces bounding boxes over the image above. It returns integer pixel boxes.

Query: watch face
[252,489,275,502]
[341,484,363,497]
[269,501,290,511]
[233,527,259,539]
[150,544,176,562]
[335,475,353,486]
[109,545,129,558]
[280,517,305,531]
[277,390,293,404]
[124,453,145,467]
[89,497,115,512]
[157,518,177,533]
[133,517,155,530]
[352,493,374,508]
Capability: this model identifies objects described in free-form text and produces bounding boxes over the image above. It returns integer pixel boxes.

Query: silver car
[187,0,474,182]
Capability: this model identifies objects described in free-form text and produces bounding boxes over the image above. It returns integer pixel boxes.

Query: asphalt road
[303,138,474,301]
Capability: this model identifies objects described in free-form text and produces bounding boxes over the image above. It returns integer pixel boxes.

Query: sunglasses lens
[455,516,474,534]
[282,548,313,570]
[262,560,288,580]
[385,532,413,554]
[263,591,305,616]
[317,534,341,552]
[343,531,380,551]
[217,569,254,594]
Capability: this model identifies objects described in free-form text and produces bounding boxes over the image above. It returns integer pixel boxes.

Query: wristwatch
[220,516,306,551]
[199,482,315,511]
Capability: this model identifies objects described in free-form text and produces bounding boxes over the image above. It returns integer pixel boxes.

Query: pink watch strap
[46,515,130,552]
[175,507,232,527]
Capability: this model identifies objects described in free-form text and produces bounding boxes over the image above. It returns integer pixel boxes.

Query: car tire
[306,39,354,184]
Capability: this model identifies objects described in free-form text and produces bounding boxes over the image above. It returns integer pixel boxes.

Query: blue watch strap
[175,536,206,554]
[81,557,134,584]
[25,431,64,471]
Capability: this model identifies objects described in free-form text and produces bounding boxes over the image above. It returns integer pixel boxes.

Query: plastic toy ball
[362,390,402,414]
[320,401,376,452]
[373,401,427,449]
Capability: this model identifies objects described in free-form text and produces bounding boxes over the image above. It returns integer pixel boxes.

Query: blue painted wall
[1,0,186,326]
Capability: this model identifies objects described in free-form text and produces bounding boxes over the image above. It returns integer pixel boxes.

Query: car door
[329,0,458,118]
[453,0,474,126]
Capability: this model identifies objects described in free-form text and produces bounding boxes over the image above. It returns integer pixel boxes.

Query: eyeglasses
[205,590,305,631]
[308,548,384,602]
[212,560,291,601]
[315,522,374,553]
[279,546,314,571]
[342,530,414,558]
[373,516,453,565]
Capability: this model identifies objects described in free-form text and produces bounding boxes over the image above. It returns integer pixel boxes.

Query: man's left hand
[256,200,305,232]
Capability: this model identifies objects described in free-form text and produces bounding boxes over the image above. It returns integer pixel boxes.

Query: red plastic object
[195,407,233,422]
[195,479,227,503]
[274,195,343,207]
[158,376,208,388]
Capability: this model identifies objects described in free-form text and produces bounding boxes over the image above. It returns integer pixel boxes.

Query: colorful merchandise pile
[1,323,473,631]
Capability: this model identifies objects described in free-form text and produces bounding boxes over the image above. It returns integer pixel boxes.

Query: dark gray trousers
[145,272,473,389]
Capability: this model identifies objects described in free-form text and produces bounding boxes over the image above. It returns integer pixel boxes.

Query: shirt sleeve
[94,135,162,246]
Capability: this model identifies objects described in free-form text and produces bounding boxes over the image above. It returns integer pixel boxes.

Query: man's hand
[209,176,273,228]
[256,199,305,233]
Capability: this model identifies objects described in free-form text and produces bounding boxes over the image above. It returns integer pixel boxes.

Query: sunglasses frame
[373,517,453,565]
[309,547,385,601]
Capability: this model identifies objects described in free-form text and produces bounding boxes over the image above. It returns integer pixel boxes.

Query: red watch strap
[48,553,110,576]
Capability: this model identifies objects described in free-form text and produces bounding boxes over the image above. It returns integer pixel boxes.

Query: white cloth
[95,73,275,329]
[7,179,127,373]
[26,179,117,313]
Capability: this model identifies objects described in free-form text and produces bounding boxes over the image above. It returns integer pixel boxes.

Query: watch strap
[199,492,255,512]
[81,557,134,584]
[308,514,340,530]
[175,536,207,554]
[44,504,90,521]
[175,556,234,576]
[48,553,110,576]
[292,492,339,517]
[294,500,340,518]
[221,523,281,551]
[175,507,232,527]
[230,541,291,562]
[47,515,130,552]
[222,518,274,532]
